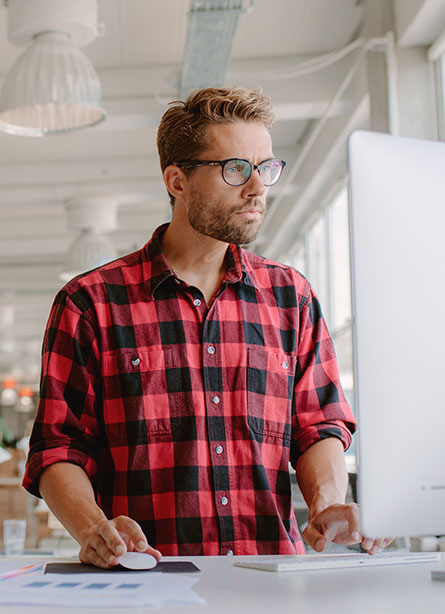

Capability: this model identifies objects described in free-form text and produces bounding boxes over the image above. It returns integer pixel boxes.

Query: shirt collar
[142,224,176,298]
[224,243,258,289]
[142,224,259,298]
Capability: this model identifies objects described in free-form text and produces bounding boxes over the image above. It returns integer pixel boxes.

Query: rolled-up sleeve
[23,289,100,497]
[290,281,356,468]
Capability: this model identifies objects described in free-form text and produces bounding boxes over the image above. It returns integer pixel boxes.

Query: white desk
[1,554,444,613]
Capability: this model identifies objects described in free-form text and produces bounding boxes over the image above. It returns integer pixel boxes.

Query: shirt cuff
[291,421,354,468]
[22,444,97,498]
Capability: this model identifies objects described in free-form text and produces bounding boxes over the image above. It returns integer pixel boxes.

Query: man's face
[184,121,274,245]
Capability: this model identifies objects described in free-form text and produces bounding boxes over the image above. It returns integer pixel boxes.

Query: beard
[187,188,266,245]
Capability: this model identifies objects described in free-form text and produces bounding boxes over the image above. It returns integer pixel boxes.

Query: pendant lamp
[0,0,105,136]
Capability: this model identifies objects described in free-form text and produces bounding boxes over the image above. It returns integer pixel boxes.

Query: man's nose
[240,169,268,198]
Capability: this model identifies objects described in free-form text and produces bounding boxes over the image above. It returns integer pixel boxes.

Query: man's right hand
[38,464,162,570]
[79,515,162,569]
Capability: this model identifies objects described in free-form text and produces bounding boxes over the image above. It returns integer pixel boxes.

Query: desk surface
[1,553,444,614]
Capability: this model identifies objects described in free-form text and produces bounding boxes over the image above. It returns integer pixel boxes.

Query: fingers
[142,545,163,561]
[302,524,327,552]
[108,516,162,560]
[79,516,161,568]
[304,503,361,550]
[345,504,361,542]
[79,538,116,569]
[329,502,360,542]
[98,518,129,561]
[361,536,394,554]
[304,503,394,555]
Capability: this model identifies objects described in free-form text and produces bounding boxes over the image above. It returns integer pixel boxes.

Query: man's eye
[225,165,240,174]
[262,161,277,172]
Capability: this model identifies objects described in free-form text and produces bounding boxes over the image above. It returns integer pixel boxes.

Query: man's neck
[161,218,229,305]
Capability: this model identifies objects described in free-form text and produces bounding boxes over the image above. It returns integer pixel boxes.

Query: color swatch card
[0,565,205,608]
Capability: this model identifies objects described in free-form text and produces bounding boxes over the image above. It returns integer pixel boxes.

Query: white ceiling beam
[394,0,445,47]
[0,142,296,186]
[0,228,158,259]
[0,208,160,234]
[76,96,354,134]
[0,180,165,206]
[258,70,370,259]
[428,28,445,60]
[0,127,158,163]
[96,55,359,100]
[273,100,352,121]
[0,264,61,284]
[0,56,362,131]
[6,320,50,339]
[0,156,159,185]
[261,93,370,261]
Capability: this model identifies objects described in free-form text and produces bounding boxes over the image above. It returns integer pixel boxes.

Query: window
[329,188,351,332]
[284,183,356,480]
[432,52,445,140]
[306,212,329,317]
[284,185,354,408]
[328,188,354,399]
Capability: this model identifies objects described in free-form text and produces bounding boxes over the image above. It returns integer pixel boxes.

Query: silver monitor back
[348,130,445,538]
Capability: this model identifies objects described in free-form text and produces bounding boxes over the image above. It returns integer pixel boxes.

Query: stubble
[188,189,266,245]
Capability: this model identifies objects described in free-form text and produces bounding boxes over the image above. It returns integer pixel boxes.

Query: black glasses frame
[174,157,286,186]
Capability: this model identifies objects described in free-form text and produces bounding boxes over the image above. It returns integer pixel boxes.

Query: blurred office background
[0,0,444,552]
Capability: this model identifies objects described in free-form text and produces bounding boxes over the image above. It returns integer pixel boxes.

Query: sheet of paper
[0,566,205,608]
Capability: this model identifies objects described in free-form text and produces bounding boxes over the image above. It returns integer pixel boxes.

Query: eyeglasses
[174,157,286,187]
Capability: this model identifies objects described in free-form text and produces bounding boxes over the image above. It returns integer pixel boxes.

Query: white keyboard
[233,551,441,573]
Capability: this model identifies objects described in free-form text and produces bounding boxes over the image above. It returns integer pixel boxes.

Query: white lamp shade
[0,31,106,136]
[59,229,117,282]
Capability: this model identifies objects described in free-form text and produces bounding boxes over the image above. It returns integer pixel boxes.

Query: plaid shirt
[24,224,355,556]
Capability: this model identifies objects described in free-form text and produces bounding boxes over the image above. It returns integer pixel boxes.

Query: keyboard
[233,551,441,573]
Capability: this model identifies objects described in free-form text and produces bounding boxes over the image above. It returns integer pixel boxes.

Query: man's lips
[237,210,262,219]
[236,202,265,219]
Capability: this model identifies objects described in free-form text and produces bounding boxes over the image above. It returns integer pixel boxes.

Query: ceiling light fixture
[59,196,119,282]
[59,229,118,283]
[0,0,105,137]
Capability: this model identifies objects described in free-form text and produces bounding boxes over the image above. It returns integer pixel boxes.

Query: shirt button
[282,360,289,369]
[131,357,140,366]
[221,496,228,506]
[208,346,216,355]
[215,445,223,454]
[212,395,220,404]
[193,298,201,306]
[226,550,233,556]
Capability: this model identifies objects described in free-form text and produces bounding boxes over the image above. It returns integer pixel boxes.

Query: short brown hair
[157,87,275,204]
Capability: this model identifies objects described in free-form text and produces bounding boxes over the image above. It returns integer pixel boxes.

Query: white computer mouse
[118,552,158,570]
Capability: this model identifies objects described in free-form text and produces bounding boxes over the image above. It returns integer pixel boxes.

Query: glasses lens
[223,159,252,185]
[259,159,283,186]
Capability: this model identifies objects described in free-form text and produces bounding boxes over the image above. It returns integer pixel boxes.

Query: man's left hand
[302,502,394,554]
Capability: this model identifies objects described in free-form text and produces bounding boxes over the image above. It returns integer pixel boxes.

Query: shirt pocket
[102,348,180,442]
[247,346,295,440]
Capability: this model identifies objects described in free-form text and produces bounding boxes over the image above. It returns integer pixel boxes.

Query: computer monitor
[348,130,445,539]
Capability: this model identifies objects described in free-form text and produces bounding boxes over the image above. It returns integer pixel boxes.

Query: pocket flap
[103,349,173,374]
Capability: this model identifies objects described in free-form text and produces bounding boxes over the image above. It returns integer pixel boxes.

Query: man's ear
[163,165,187,200]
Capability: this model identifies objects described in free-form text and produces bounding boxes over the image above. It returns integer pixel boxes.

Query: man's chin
[229,228,261,246]
[239,219,263,244]
[192,217,263,245]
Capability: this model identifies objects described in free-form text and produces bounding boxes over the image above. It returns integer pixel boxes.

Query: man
[24,87,387,568]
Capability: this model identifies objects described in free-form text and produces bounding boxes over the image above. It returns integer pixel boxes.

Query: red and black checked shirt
[24,224,356,556]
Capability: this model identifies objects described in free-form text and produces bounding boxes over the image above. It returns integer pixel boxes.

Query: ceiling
[0,0,442,380]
